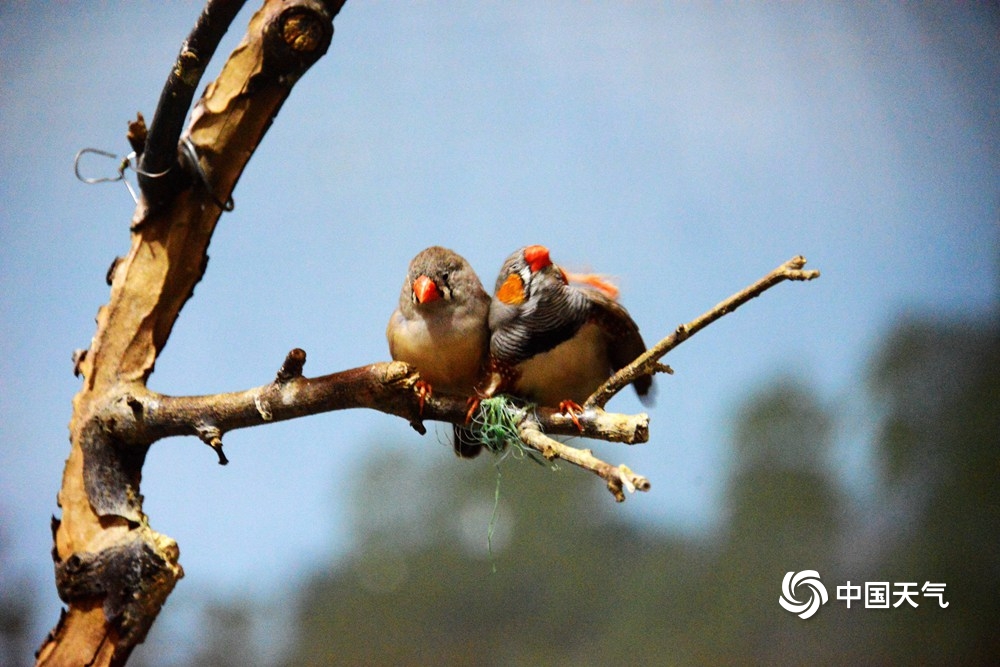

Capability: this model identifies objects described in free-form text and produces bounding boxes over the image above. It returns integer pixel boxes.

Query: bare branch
[138,0,248,206]
[433,399,649,444]
[518,422,651,502]
[585,255,821,409]
[112,358,649,459]
[47,0,823,655]
[93,255,821,506]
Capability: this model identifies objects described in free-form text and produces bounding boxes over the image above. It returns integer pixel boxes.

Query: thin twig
[518,421,650,502]
[585,255,821,409]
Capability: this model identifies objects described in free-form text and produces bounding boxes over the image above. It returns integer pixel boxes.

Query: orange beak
[524,245,552,273]
[412,275,441,304]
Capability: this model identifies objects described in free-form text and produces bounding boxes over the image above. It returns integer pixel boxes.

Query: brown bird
[387,246,490,457]
[486,244,653,425]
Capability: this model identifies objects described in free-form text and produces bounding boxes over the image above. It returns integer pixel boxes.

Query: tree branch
[585,255,821,409]
[518,422,651,502]
[84,255,821,510]
[45,0,822,659]
[138,0,248,207]
[97,355,650,467]
[41,2,345,665]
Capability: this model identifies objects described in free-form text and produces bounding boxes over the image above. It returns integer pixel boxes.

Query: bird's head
[493,244,570,307]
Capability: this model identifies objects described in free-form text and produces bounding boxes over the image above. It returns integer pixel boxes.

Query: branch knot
[276,348,307,383]
[195,423,228,465]
[53,532,182,648]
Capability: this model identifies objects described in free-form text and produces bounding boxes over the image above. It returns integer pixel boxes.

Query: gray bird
[387,246,490,457]
[487,244,653,424]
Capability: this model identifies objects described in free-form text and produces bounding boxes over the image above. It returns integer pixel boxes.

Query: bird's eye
[440,272,450,285]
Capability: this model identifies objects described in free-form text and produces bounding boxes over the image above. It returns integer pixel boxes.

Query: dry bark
[38,2,344,664]
[37,1,820,663]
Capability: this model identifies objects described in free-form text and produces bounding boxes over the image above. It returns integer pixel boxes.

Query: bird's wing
[585,289,654,403]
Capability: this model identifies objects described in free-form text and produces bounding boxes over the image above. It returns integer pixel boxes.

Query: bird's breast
[513,321,610,406]
[388,310,487,394]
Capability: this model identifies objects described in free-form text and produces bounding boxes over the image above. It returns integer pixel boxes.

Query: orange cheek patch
[496,273,526,304]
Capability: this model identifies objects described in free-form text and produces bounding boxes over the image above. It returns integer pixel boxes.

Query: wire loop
[74,148,145,204]
[73,143,233,212]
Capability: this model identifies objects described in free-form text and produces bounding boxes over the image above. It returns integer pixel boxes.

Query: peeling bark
[39,1,819,662]
[38,2,345,664]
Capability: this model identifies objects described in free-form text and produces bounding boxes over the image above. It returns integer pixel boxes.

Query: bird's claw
[414,380,432,416]
[558,400,585,432]
[464,396,480,424]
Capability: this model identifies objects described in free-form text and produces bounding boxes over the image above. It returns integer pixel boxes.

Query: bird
[386,246,490,457]
[486,244,653,426]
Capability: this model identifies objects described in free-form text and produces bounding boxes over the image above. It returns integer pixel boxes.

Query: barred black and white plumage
[487,245,654,408]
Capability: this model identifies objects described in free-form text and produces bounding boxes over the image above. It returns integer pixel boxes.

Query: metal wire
[73,143,232,212]
[74,147,144,204]
[181,137,234,211]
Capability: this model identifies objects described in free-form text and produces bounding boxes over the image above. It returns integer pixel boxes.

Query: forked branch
[45,0,822,659]
[41,2,346,665]
[518,422,650,502]
[125,256,820,504]
[119,354,649,466]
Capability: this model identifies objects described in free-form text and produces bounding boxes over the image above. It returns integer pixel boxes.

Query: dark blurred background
[2,2,998,665]
[5,314,996,664]
[143,313,1000,665]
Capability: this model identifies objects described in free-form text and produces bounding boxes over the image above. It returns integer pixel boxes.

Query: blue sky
[1,1,997,642]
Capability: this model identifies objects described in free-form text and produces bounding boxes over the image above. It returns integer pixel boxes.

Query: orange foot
[464,396,481,424]
[559,400,585,432]
[414,380,432,416]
